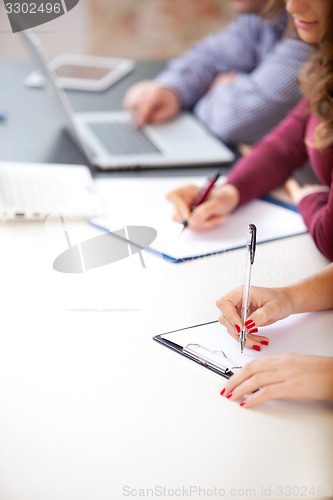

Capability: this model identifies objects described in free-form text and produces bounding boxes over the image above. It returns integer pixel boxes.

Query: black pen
[181,172,220,231]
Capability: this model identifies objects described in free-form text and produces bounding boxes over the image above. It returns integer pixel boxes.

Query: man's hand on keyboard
[123,81,180,127]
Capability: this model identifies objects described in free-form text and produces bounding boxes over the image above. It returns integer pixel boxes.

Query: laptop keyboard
[88,122,161,155]
[0,163,102,219]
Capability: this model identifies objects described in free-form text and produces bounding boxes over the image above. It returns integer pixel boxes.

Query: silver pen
[240,224,257,353]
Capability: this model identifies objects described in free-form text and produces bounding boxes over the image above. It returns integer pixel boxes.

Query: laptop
[21,29,235,170]
[0,162,104,221]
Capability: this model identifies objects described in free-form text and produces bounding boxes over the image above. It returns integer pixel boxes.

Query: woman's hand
[285,178,329,205]
[221,353,333,408]
[216,286,295,350]
[166,183,240,230]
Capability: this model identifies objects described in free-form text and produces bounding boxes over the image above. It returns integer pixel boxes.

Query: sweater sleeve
[298,185,333,261]
[227,99,310,205]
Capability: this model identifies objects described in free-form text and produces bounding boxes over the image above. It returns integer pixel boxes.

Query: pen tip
[178,220,187,236]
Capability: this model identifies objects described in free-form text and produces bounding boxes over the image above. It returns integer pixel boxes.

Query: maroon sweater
[228,98,333,261]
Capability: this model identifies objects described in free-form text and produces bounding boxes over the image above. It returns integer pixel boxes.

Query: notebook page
[154,199,307,260]
[93,177,307,261]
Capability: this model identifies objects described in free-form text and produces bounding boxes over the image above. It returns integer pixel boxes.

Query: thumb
[191,198,225,223]
[150,105,176,123]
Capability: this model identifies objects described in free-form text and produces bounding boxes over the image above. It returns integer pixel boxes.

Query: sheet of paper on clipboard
[153,310,333,378]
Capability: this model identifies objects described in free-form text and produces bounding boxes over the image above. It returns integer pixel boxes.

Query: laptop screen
[20,28,94,169]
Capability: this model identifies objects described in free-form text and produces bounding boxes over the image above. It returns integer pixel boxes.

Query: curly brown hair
[263,0,333,148]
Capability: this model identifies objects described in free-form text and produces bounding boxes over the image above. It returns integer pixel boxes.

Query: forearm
[194,79,302,145]
[283,264,333,313]
[194,38,310,144]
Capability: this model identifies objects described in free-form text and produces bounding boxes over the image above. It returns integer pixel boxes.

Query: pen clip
[247,223,257,265]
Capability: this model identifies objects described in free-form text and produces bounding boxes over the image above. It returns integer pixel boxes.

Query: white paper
[93,176,307,261]
[160,311,333,370]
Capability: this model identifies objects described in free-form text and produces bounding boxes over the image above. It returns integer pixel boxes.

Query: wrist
[281,285,301,315]
[217,183,240,213]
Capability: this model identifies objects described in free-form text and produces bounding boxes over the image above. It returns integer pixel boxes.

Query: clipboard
[153,312,333,379]
[89,195,307,264]
[154,321,243,379]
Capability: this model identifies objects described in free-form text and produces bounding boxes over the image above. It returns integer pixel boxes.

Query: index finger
[216,287,243,329]
[223,355,285,396]
[166,185,200,222]
[124,88,158,126]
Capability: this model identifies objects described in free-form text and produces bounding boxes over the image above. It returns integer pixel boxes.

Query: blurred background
[0,0,234,60]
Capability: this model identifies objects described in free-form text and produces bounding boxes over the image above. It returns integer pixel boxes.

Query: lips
[294,18,319,30]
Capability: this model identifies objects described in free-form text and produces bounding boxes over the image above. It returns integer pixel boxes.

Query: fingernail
[235,324,241,333]
[249,328,258,334]
[252,345,261,351]
[240,400,246,407]
[245,320,255,328]
[260,340,269,346]
[220,388,225,396]
[227,392,233,399]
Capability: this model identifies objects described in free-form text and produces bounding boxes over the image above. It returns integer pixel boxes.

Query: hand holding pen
[181,172,220,231]
[166,173,240,231]
[216,225,266,352]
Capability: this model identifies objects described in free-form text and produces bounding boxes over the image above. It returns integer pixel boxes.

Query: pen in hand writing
[240,224,257,353]
[181,172,220,232]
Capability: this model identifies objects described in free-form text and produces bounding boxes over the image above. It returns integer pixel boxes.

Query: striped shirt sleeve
[155,14,311,145]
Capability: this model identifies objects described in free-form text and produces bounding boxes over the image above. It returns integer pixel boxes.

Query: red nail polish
[249,328,258,334]
[227,392,233,399]
[220,388,225,396]
[245,320,255,328]
[235,324,241,333]
[260,340,269,346]
[240,400,246,407]
[252,345,261,351]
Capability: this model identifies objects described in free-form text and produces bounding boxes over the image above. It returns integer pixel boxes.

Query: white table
[0,175,331,500]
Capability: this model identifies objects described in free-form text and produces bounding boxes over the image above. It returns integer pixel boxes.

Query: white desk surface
[0,176,332,500]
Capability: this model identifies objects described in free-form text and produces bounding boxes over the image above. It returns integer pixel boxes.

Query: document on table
[91,177,307,263]
[154,310,333,377]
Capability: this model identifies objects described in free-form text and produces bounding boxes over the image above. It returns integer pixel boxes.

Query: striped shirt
[155,13,311,145]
